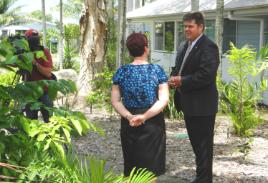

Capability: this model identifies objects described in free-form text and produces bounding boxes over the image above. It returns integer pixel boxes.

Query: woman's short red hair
[126,33,148,57]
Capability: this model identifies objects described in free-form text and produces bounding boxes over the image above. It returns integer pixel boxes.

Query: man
[169,12,219,183]
[24,29,53,122]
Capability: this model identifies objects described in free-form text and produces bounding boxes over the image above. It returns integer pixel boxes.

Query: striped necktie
[178,41,192,76]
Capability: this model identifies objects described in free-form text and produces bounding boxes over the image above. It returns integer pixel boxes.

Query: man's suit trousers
[184,115,216,183]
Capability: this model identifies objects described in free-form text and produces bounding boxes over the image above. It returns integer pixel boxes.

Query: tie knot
[188,41,192,47]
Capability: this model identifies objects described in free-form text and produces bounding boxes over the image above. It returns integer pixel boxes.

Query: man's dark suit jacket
[171,35,219,116]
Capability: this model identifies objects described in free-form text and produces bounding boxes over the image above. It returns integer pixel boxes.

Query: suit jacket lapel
[183,35,206,69]
[177,42,189,70]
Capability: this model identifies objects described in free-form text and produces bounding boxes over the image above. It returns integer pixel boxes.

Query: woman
[111,33,169,176]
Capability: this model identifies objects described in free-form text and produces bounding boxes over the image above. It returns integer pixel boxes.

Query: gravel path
[73,105,268,183]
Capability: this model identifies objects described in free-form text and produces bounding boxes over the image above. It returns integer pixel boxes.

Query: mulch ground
[72,103,268,183]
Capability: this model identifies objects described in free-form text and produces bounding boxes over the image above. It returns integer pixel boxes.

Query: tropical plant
[54,0,83,19]
[4,153,156,183]
[221,43,268,137]
[118,167,156,183]
[43,28,60,54]
[216,75,226,113]
[63,24,80,71]
[27,10,53,22]
[0,26,157,183]
[164,89,183,120]
[64,24,80,45]
[164,31,174,52]
[86,67,114,113]
[106,4,117,70]
[0,72,15,86]
[0,36,102,181]
[0,0,21,25]
[63,46,80,71]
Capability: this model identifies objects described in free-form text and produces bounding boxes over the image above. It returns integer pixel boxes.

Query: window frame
[153,21,175,52]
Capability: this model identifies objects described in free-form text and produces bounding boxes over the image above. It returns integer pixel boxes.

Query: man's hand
[168,76,182,88]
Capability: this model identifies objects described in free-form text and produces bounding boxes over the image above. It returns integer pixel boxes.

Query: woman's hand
[129,114,146,127]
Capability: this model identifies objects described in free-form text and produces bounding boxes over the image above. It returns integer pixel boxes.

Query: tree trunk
[78,0,107,95]
[215,0,224,73]
[59,0,64,70]
[41,0,47,47]
[116,0,126,68]
[106,0,116,70]
[191,0,199,12]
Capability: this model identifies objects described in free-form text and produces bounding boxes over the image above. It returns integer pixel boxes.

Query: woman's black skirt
[120,108,166,176]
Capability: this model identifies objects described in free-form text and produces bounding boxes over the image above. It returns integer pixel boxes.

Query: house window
[2,30,8,37]
[205,20,215,41]
[237,20,260,50]
[265,18,268,46]
[177,21,185,49]
[223,19,236,53]
[154,23,164,50]
[265,34,268,46]
[222,19,261,53]
[154,22,175,51]
[165,22,175,51]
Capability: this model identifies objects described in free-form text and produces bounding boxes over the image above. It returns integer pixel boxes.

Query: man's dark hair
[126,33,148,57]
[183,12,205,28]
[27,36,41,51]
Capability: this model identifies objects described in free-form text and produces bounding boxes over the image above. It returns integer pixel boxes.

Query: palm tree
[59,0,64,70]
[41,0,47,47]
[0,0,21,25]
[27,10,53,22]
[61,0,83,19]
[53,0,83,20]
[116,0,127,68]
[191,0,199,11]
[215,0,224,71]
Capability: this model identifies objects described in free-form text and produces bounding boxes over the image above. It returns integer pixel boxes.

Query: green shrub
[63,45,80,72]
[164,89,183,120]
[16,154,156,183]
[221,43,268,137]
[0,72,15,86]
[0,37,102,181]
[86,67,114,113]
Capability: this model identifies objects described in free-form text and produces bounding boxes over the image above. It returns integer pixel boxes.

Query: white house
[0,21,56,38]
[126,0,268,104]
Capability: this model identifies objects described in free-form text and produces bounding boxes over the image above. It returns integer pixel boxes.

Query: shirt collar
[189,33,203,49]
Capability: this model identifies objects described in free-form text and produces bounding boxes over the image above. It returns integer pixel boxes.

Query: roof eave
[127,4,268,21]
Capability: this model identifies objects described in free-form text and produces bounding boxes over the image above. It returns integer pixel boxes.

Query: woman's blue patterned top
[113,64,168,108]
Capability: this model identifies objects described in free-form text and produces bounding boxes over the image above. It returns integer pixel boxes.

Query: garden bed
[73,105,268,183]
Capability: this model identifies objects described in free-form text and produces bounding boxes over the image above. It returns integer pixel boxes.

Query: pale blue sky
[12,0,59,13]
[12,0,79,23]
